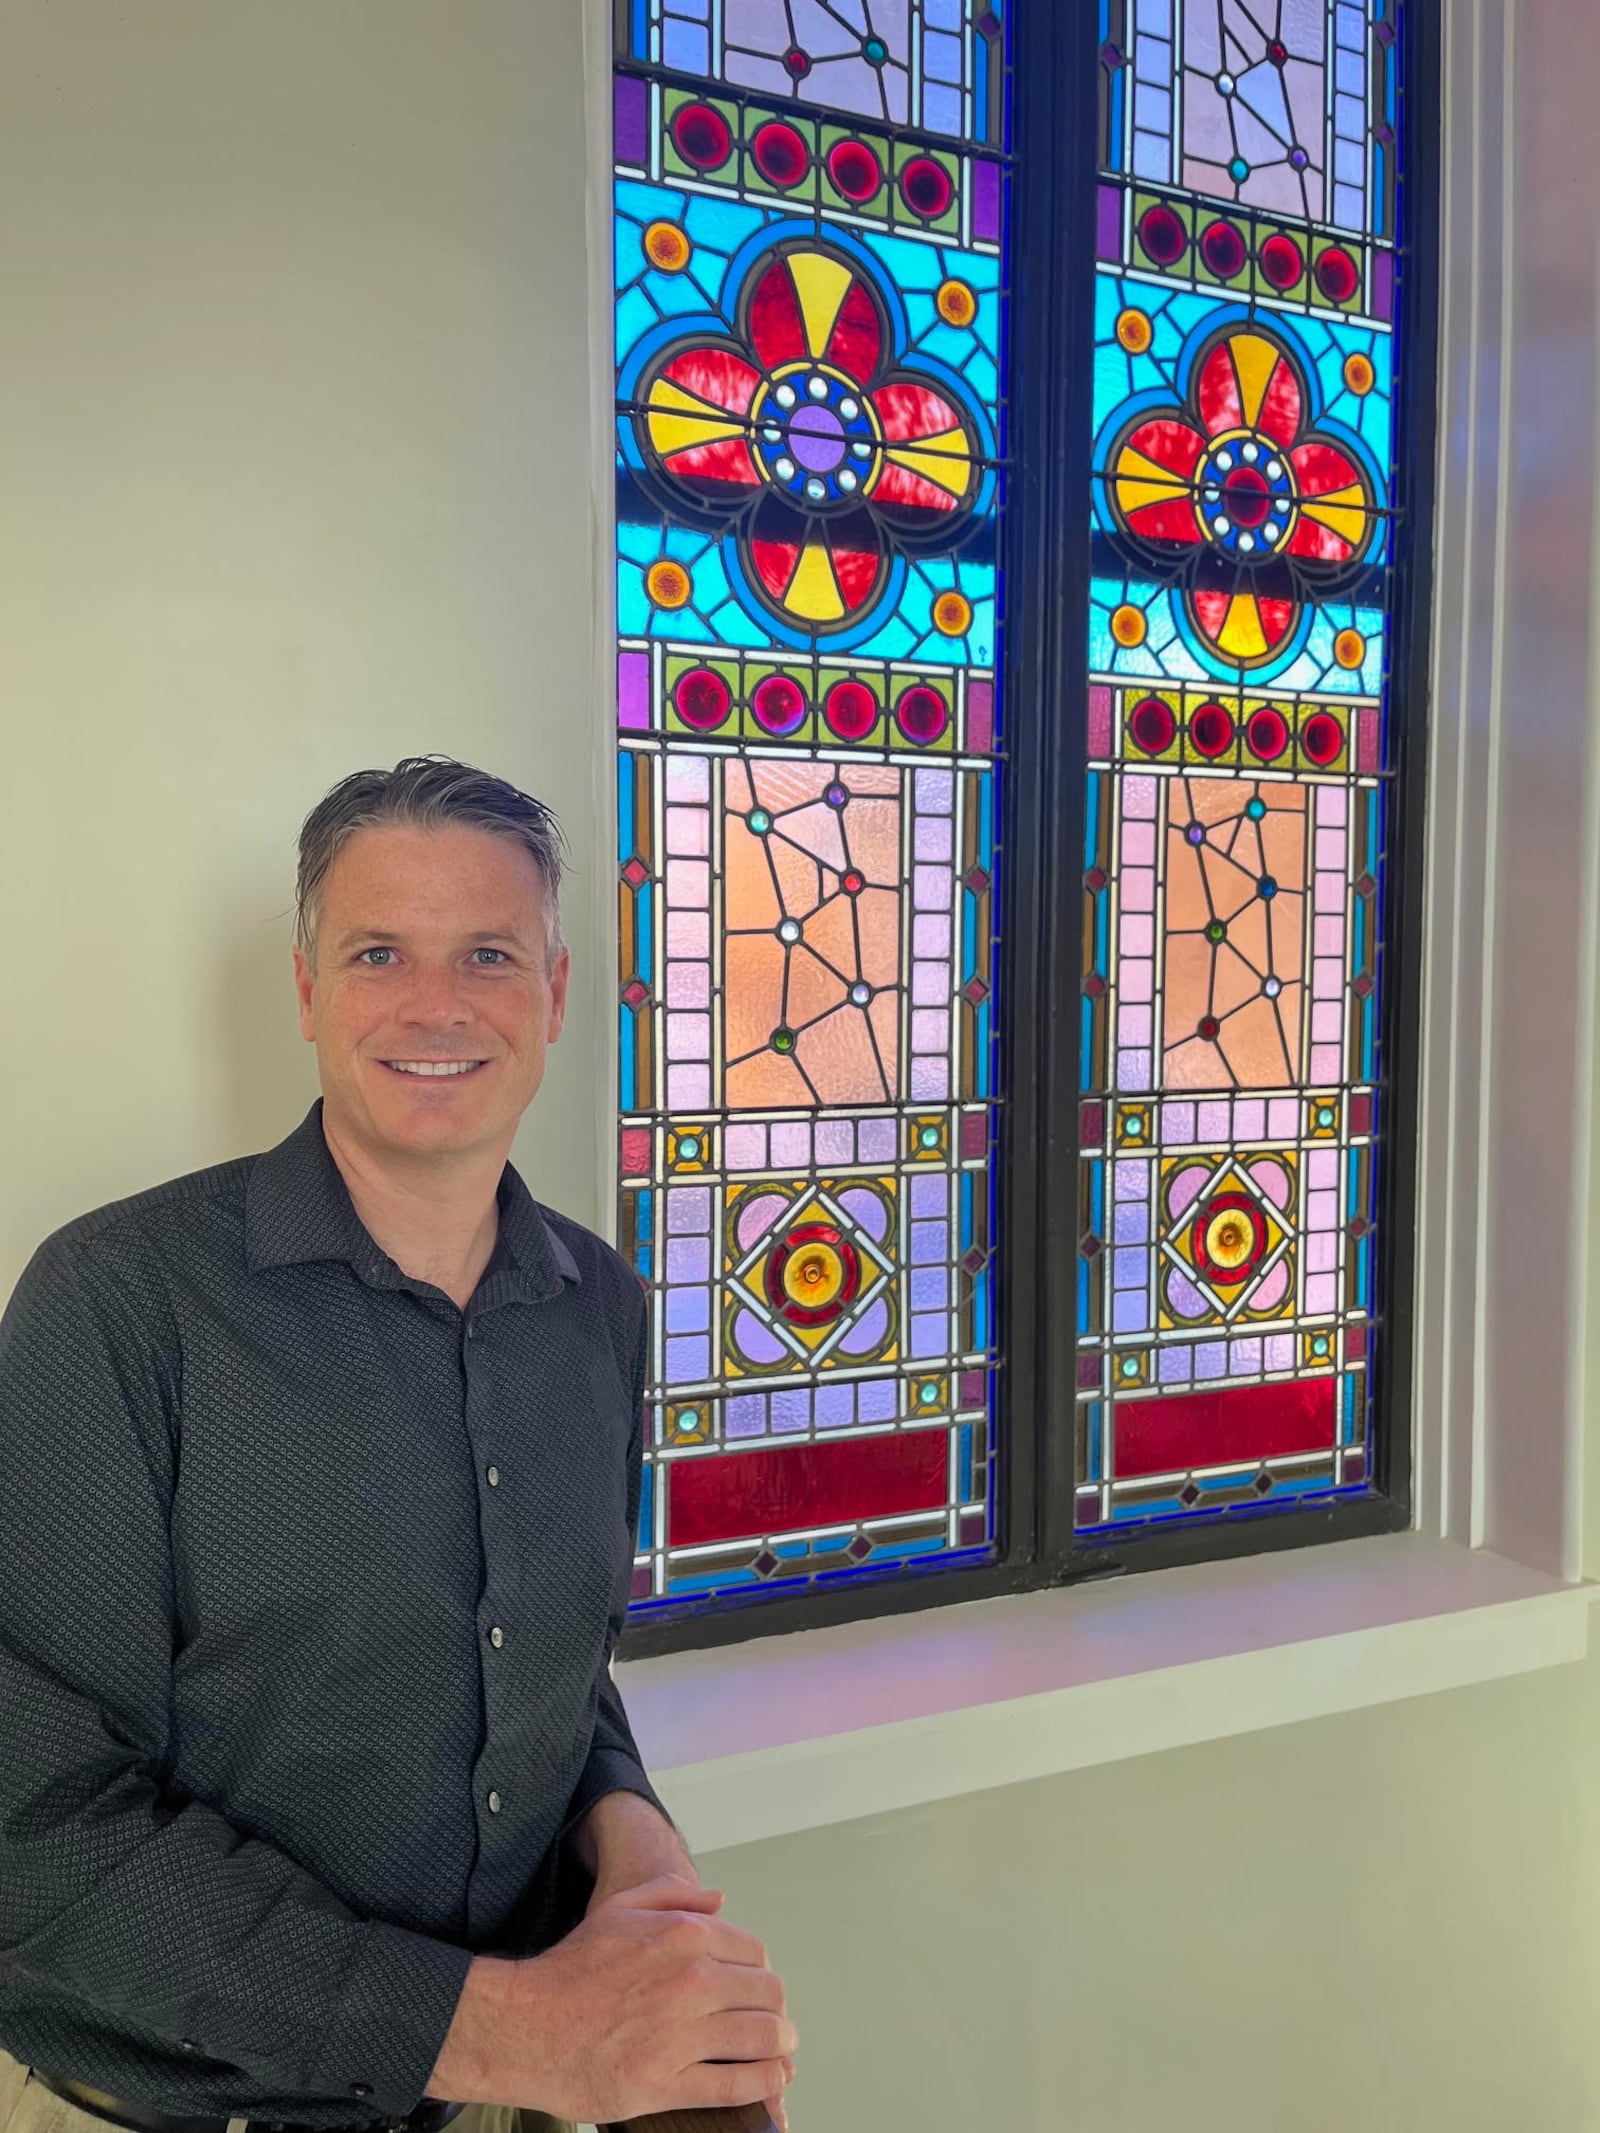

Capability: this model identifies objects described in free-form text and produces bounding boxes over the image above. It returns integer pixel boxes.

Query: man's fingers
[686,1956,786,2015]
[608,1874,724,1912]
[691,2011,798,2064]
[692,1921,777,1974]
[663,2057,794,2114]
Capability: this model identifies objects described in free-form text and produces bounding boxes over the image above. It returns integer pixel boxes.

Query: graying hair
[294,755,568,976]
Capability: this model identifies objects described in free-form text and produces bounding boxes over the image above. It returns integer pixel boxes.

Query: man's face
[293,823,570,1166]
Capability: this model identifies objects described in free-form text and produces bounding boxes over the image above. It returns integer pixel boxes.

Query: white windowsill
[615,1535,1600,1855]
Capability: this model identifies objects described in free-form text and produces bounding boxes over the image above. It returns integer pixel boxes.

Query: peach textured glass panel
[725,759,754,812]
[724,814,782,931]
[856,886,902,991]
[796,1003,895,1104]
[868,991,902,1087]
[724,934,788,1062]
[750,759,831,813]
[725,1049,813,1107]
[786,945,850,1027]
[1220,990,1302,1085]
[804,892,861,981]
[843,796,902,885]
[1268,892,1305,987]
[780,800,849,872]
[768,832,826,914]
[1210,945,1261,1019]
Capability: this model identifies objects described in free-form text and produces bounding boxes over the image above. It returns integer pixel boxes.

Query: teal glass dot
[919,1383,939,1405]
[679,1136,699,1159]
[920,1126,941,1148]
[749,809,772,834]
[1247,797,1267,820]
[1120,1356,1140,1379]
[864,34,888,63]
[1229,156,1250,182]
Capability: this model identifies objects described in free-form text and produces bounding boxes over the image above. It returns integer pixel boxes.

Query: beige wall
[0,0,607,1285]
[4,5,1600,2130]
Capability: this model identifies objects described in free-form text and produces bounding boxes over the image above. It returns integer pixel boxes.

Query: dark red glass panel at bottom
[1114,1376,1336,1480]
[668,1429,949,1548]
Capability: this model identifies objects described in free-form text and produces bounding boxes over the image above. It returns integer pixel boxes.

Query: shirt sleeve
[0,1232,472,2118]
[559,1277,675,1842]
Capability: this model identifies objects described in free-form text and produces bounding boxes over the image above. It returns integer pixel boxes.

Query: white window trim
[590,0,1600,1849]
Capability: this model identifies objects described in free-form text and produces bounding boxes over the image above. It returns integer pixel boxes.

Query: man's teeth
[383,1060,485,1077]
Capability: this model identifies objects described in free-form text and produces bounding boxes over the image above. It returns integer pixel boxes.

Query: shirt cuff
[559,1747,675,1845]
[300,1917,473,2117]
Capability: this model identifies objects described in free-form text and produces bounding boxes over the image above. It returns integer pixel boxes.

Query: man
[0,758,796,2133]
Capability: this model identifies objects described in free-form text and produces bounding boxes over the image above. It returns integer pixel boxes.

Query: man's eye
[357,948,392,966]
[474,948,508,965]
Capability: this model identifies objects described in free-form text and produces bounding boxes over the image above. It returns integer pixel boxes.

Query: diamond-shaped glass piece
[1180,1482,1201,1506]
[846,1534,873,1563]
[621,857,649,888]
[961,1245,987,1274]
[753,1550,780,1577]
[963,977,991,1005]
[622,980,649,1009]
[964,865,991,893]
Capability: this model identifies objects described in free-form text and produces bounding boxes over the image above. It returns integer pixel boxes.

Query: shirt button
[348,2085,372,2101]
[488,1790,501,1813]
[179,2040,198,2054]
[466,1323,476,1340]
[490,1626,504,1648]
[487,1466,499,1486]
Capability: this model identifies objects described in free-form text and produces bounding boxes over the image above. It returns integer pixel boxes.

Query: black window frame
[619,1,1440,1664]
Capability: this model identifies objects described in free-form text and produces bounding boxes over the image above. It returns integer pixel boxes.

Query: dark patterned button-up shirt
[0,1099,664,2127]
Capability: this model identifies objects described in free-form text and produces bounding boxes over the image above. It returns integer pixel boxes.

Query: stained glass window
[1079,0,1407,1532]
[613,5,1006,1611]
[614,2,1423,1633]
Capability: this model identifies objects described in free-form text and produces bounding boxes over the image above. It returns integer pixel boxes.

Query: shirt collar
[244,1098,580,1302]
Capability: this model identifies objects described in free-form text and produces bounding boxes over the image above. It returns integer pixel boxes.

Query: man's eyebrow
[333,928,533,951]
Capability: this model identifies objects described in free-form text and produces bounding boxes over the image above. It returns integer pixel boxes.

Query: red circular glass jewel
[783,45,812,77]
[900,155,954,219]
[1223,465,1273,528]
[1198,1015,1221,1041]
[674,667,732,730]
[842,868,865,894]
[1259,231,1304,290]
[895,684,949,745]
[824,680,878,740]
[1128,696,1177,755]
[827,138,883,203]
[1200,219,1247,278]
[752,121,811,189]
[1246,706,1290,761]
[1189,702,1236,757]
[1301,711,1344,765]
[1315,246,1360,304]
[671,102,734,171]
[1137,203,1188,266]
[752,674,808,734]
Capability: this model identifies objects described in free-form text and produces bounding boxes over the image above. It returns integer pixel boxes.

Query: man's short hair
[294,755,569,976]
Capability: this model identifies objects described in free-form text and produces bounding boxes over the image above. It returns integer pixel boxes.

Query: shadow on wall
[214,886,319,1160]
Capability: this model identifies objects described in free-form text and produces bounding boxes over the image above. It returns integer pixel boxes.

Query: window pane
[1078,0,1403,1531]
[614,10,1009,1610]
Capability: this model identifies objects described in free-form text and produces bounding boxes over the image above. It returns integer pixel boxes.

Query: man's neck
[320,1110,506,1312]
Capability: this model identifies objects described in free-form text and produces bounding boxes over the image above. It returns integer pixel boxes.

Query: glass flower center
[1223,465,1272,527]
[1197,434,1296,557]
[753,366,881,510]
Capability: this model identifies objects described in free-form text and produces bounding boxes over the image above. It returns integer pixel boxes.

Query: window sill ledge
[615,1535,1599,1854]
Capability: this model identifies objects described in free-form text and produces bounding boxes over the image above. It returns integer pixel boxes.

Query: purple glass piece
[838,1186,891,1240]
[771,1390,811,1434]
[614,75,648,166]
[665,1236,711,1283]
[858,1117,897,1162]
[1371,247,1394,321]
[1111,1290,1148,1334]
[789,405,847,472]
[1097,183,1122,261]
[733,1308,788,1366]
[910,1266,947,1312]
[665,1335,711,1380]
[814,1383,855,1429]
[814,1117,854,1163]
[665,1286,710,1333]
[840,1296,891,1353]
[726,1394,768,1439]
[1194,1342,1228,1381]
[909,1312,947,1359]
[666,1186,711,1232]
[858,1378,899,1423]
[910,1219,946,1265]
[967,679,994,752]
[973,159,1002,243]
[618,650,651,732]
[1157,1344,1190,1384]
[910,1171,948,1214]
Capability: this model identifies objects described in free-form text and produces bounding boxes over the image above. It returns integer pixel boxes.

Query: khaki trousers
[0,2052,578,2133]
